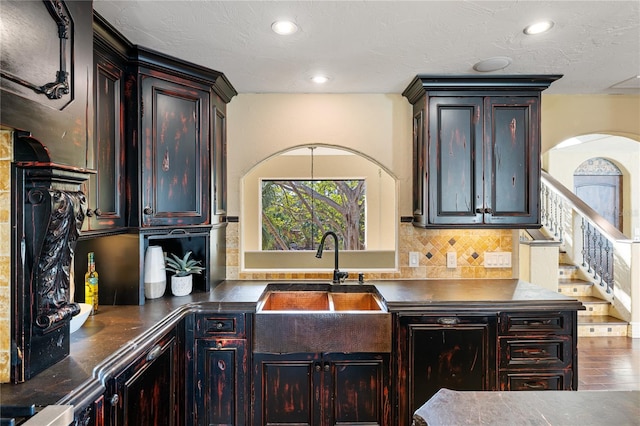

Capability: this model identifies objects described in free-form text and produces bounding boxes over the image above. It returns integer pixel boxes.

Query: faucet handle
[337,271,349,283]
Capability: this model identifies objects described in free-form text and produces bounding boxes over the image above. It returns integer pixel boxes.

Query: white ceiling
[93,1,640,95]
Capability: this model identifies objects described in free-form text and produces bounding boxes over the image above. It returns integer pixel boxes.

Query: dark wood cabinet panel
[395,315,496,425]
[212,96,227,220]
[195,338,248,426]
[84,43,127,232]
[107,329,180,425]
[139,75,210,227]
[428,97,483,225]
[253,352,390,426]
[191,313,248,426]
[403,75,560,228]
[499,371,570,391]
[484,96,540,226]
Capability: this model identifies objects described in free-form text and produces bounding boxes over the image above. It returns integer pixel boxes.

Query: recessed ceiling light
[473,56,512,72]
[271,20,298,35]
[311,75,330,84]
[523,20,554,35]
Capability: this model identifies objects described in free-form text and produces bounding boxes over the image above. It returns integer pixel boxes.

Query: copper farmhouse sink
[254,283,391,353]
[257,285,386,313]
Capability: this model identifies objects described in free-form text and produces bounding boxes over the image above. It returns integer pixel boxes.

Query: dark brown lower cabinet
[105,328,181,425]
[253,352,390,426]
[191,313,249,426]
[395,315,497,425]
[194,338,248,425]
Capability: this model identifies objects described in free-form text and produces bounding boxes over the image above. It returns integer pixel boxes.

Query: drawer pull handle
[523,382,545,390]
[437,317,459,325]
[523,319,552,326]
[522,349,546,356]
[146,345,162,361]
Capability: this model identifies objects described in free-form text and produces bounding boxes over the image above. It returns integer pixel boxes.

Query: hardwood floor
[578,337,640,391]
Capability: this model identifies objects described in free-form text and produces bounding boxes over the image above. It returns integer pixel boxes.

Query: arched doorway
[574,157,623,232]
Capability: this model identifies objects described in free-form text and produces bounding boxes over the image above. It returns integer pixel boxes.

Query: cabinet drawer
[499,337,572,369]
[499,312,572,335]
[195,313,245,338]
[499,371,572,391]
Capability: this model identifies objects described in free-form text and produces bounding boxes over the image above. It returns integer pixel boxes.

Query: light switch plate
[409,252,420,267]
[484,251,512,268]
[446,252,457,268]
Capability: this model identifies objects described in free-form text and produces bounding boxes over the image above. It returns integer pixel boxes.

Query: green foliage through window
[261,180,365,251]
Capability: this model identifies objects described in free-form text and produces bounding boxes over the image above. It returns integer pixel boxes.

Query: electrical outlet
[409,252,420,267]
[446,252,457,268]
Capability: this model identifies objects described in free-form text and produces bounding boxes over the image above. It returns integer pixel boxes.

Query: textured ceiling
[93,1,640,95]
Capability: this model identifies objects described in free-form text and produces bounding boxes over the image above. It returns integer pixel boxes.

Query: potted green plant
[164,251,204,296]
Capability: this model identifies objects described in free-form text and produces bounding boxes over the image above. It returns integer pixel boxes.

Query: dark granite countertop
[0,279,583,409]
[413,388,640,425]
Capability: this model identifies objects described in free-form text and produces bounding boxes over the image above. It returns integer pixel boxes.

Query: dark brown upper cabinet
[83,32,128,232]
[127,47,236,228]
[403,75,561,228]
[138,73,210,227]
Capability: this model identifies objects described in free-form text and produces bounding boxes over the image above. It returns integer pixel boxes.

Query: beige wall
[227,94,413,217]
[540,94,640,152]
[0,130,12,383]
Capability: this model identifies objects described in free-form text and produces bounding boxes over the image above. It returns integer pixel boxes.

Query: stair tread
[559,262,579,268]
[558,278,593,285]
[575,296,610,304]
[578,315,627,325]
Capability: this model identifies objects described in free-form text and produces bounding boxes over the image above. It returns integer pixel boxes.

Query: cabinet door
[253,353,390,426]
[412,99,427,225]
[253,353,320,426]
[396,315,496,425]
[85,49,126,231]
[212,95,227,220]
[326,353,390,426]
[484,96,540,226]
[108,331,178,425]
[194,338,247,426]
[140,75,210,226]
[428,97,484,225]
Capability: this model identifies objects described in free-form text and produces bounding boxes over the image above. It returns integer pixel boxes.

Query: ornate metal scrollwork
[0,0,71,100]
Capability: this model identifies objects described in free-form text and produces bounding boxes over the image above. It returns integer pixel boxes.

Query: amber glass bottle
[84,252,99,315]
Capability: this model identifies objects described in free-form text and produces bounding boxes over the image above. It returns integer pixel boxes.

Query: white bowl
[70,303,92,333]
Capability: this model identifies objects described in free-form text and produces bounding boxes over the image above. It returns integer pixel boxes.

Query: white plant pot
[144,246,166,299]
[171,275,193,297]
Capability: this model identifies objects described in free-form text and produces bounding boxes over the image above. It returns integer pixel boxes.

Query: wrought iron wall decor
[0,0,72,101]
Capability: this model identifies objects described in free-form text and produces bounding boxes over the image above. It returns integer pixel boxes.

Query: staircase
[556,252,628,337]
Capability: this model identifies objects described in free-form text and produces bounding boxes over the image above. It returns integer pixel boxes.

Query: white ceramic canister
[144,245,166,299]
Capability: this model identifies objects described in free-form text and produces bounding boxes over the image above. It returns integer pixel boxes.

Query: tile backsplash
[227,222,513,281]
[0,130,12,383]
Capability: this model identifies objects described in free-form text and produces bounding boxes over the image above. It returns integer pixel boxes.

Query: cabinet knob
[110,394,120,406]
[315,364,322,372]
[324,364,330,372]
[146,344,162,361]
[143,206,154,215]
[216,322,224,329]
[94,208,103,217]
[86,208,94,217]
